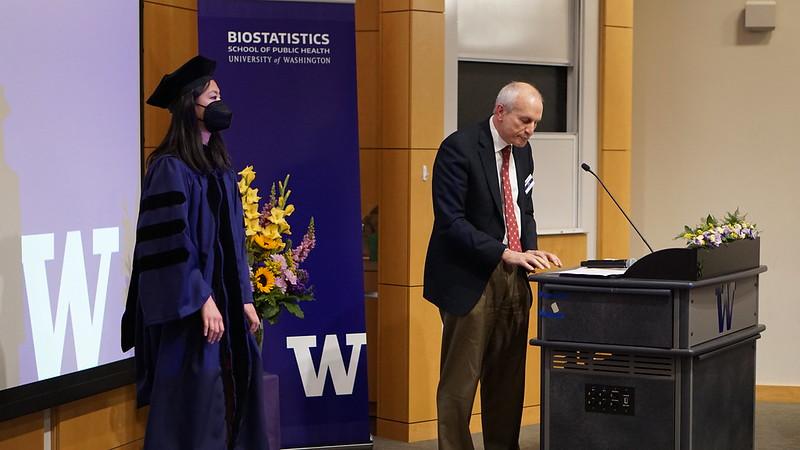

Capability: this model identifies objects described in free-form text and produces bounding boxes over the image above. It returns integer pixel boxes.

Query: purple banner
[198,0,369,447]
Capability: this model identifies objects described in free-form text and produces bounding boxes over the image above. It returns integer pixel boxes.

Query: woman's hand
[201,296,224,344]
[243,303,261,335]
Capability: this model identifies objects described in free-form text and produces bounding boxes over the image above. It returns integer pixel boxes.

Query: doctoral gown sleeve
[134,156,214,326]
[229,170,254,305]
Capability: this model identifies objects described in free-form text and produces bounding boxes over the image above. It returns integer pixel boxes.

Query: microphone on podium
[581,162,654,254]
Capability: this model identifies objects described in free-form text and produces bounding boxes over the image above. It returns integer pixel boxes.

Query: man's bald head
[492,82,544,147]
[494,82,543,113]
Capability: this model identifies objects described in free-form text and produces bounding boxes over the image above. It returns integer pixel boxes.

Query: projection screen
[0,0,140,419]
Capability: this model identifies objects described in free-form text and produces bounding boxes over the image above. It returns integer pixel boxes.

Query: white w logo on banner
[286,333,367,397]
[21,228,120,380]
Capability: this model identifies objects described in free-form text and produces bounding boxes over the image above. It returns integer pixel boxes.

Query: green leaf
[261,303,281,323]
[254,328,264,347]
[284,302,305,319]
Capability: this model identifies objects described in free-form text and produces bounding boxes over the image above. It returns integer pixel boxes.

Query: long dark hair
[147,77,231,173]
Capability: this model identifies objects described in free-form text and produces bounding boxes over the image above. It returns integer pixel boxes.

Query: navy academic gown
[121,155,269,450]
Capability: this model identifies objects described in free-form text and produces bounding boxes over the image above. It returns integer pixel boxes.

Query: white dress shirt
[489,116,521,246]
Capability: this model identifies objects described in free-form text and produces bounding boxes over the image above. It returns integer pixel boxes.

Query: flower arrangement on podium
[238,166,316,343]
[677,209,759,249]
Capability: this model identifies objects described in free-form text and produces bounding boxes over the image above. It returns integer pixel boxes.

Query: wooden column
[375,0,444,441]
[598,0,634,258]
[355,0,381,411]
[142,0,199,161]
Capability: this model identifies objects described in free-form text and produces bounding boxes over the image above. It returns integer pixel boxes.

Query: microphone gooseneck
[580,162,654,254]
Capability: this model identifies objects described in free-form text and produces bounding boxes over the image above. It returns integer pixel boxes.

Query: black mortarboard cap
[146,55,217,109]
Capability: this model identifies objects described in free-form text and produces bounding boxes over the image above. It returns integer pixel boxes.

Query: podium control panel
[585,384,635,416]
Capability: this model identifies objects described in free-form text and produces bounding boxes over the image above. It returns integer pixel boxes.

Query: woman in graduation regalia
[121,55,269,450]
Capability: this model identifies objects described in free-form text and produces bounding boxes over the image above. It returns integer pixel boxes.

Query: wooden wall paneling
[600,26,633,151]
[407,420,440,442]
[381,0,444,13]
[142,2,199,148]
[521,406,541,427]
[599,0,633,259]
[409,11,445,150]
[603,0,633,28]
[0,412,43,450]
[598,149,631,258]
[143,146,156,164]
[375,417,410,442]
[356,31,381,149]
[355,0,380,31]
[112,440,144,450]
[54,386,146,450]
[407,149,436,285]
[359,149,380,217]
[380,11,411,148]
[375,0,444,441]
[378,150,410,285]
[756,385,800,403]
[376,284,410,422]
[365,297,379,404]
[407,287,441,422]
[538,233,589,269]
[144,0,197,10]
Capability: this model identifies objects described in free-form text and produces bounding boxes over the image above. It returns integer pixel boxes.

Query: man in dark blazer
[424,82,561,449]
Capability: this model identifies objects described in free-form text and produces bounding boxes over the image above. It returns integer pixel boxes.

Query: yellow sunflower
[254,267,275,293]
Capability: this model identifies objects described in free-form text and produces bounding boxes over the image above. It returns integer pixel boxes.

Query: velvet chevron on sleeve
[135,156,215,325]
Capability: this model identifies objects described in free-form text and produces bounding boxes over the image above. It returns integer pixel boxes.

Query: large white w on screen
[21,228,119,380]
[287,333,366,397]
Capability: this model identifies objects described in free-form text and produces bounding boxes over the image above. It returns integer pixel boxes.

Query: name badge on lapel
[524,174,534,194]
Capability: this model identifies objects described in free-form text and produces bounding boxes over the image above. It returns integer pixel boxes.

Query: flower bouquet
[238,166,316,343]
[677,208,759,249]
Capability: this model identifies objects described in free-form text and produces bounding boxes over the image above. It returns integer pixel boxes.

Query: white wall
[632,0,800,385]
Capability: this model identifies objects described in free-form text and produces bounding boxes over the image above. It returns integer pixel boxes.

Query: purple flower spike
[294,222,316,263]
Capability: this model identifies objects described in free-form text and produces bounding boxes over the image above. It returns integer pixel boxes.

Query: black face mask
[197,100,232,132]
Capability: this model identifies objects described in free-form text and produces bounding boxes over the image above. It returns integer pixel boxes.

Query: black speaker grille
[551,350,674,378]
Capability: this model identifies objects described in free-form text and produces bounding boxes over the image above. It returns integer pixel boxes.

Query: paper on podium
[558,267,627,277]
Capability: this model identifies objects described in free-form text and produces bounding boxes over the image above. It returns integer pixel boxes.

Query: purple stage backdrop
[199,0,370,447]
[0,0,139,391]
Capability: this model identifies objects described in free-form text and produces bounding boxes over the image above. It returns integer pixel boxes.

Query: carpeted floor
[372,402,800,449]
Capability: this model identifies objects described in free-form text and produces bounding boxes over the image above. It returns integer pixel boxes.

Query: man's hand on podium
[502,249,562,272]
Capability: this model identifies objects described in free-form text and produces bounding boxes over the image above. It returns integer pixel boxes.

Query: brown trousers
[437,261,532,450]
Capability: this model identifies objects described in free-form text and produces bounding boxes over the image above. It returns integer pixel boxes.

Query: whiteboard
[458,0,575,65]
[529,133,579,233]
